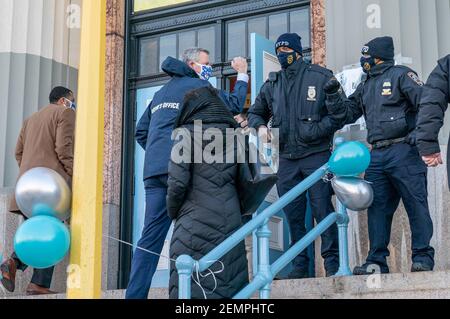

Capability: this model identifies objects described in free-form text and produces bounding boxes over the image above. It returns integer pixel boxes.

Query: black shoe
[326,269,339,277]
[411,262,433,272]
[353,263,389,276]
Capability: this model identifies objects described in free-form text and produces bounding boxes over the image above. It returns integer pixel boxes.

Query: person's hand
[232,57,248,74]
[234,114,249,133]
[258,125,272,143]
[422,153,443,167]
[324,77,341,95]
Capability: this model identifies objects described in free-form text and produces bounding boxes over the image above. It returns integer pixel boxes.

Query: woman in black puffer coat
[167,86,249,299]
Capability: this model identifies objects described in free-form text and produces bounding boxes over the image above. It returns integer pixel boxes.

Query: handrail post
[176,255,195,299]
[335,200,352,276]
[256,219,272,299]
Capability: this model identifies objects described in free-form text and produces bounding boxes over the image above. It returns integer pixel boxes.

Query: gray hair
[182,47,210,64]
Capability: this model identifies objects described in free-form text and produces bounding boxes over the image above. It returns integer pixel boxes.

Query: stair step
[4,271,450,299]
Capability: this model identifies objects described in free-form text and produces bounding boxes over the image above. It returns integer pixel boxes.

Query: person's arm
[399,69,425,112]
[15,122,26,166]
[135,102,152,150]
[247,82,272,130]
[166,137,192,220]
[416,60,450,160]
[55,108,76,177]
[218,57,249,114]
[339,83,365,125]
[303,78,363,141]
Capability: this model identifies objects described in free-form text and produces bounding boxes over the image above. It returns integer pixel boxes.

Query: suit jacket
[9,104,76,214]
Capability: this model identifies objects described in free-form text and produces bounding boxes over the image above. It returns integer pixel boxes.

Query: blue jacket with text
[135,56,248,180]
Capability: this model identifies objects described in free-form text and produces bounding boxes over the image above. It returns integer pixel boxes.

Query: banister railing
[176,140,370,299]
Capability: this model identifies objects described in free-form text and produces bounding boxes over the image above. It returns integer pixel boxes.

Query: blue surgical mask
[195,63,213,81]
[64,98,76,110]
[277,51,297,69]
[360,56,376,73]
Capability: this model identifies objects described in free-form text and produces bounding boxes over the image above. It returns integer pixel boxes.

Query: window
[134,0,193,12]
[159,34,177,72]
[139,26,217,76]
[178,31,196,58]
[290,9,311,48]
[197,27,216,62]
[247,17,267,56]
[139,38,158,75]
[138,7,311,75]
[269,13,288,41]
[226,7,311,61]
[227,21,247,59]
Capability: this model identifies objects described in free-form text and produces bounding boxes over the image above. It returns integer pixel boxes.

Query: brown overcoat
[9,104,76,215]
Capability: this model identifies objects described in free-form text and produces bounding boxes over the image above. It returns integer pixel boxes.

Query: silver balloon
[331,177,373,211]
[15,167,71,221]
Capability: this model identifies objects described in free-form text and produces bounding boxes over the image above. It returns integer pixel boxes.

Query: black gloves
[324,78,342,95]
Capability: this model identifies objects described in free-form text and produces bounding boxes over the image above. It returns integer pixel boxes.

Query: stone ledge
[4,271,450,299]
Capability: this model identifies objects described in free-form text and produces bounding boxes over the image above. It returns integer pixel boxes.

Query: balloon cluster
[328,141,374,211]
[14,168,71,269]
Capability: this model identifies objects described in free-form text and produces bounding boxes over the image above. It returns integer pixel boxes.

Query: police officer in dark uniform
[416,55,450,174]
[340,36,435,275]
[248,33,348,278]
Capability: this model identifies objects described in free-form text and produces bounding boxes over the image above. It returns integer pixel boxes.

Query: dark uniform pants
[277,151,339,273]
[365,143,435,271]
[11,252,54,288]
[126,175,172,299]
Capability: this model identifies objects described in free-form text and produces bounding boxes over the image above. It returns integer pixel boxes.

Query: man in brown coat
[1,86,76,295]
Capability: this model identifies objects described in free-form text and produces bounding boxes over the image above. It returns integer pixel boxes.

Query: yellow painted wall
[134,0,193,12]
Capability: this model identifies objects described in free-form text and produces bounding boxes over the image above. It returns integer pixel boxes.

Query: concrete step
[4,271,450,299]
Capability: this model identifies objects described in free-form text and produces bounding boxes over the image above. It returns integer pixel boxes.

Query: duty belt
[371,137,406,150]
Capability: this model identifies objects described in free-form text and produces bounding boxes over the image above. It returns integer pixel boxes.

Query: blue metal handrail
[175,161,353,299]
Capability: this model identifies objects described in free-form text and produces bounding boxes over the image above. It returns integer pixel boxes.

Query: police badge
[287,55,294,65]
[307,86,317,101]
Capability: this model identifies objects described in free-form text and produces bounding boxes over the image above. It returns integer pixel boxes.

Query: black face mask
[360,56,376,74]
[278,51,297,69]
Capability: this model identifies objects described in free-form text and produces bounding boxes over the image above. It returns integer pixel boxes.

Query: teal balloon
[14,216,70,269]
[329,141,371,176]
[32,204,57,218]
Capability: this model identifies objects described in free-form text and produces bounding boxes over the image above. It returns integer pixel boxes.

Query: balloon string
[103,234,224,298]
[103,234,177,263]
[192,260,224,300]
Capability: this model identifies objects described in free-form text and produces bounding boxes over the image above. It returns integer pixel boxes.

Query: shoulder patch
[407,71,424,86]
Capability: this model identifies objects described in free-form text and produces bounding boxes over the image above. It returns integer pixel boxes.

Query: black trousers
[11,252,54,288]
[277,151,339,273]
[364,143,435,271]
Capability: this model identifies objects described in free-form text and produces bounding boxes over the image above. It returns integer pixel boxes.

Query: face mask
[195,63,213,81]
[64,98,76,110]
[360,56,376,73]
[277,51,297,69]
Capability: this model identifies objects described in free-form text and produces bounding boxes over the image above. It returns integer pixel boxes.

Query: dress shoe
[26,283,57,296]
[326,268,339,277]
[353,263,389,276]
[411,262,433,273]
[0,258,17,293]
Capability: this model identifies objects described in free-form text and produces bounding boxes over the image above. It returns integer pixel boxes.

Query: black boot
[411,262,433,272]
[353,263,389,276]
